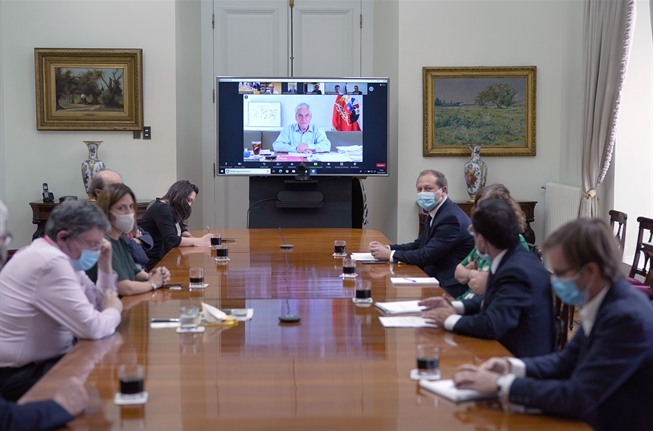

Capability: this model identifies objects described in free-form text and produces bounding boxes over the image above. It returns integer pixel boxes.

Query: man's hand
[101,289,123,313]
[296,143,311,153]
[468,271,489,296]
[452,366,501,394]
[369,241,391,261]
[422,305,456,326]
[51,376,89,417]
[479,357,511,374]
[150,267,171,286]
[97,238,113,274]
[418,296,450,311]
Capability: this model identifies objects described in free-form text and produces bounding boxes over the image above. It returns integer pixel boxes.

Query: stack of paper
[375,300,424,315]
[350,252,376,261]
[336,145,362,157]
[419,379,498,403]
[378,316,437,328]
[390,277,439,286]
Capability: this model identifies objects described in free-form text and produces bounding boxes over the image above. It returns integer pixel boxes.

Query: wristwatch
[150,281,158,291]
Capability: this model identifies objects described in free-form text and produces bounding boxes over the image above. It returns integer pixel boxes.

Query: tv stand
[248,177,363,228]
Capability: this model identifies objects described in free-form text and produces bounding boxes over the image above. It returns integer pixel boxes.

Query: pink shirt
[0,238,121,367]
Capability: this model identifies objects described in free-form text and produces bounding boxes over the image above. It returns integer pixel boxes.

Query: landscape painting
[423,66,536,157]
[35,48,143,131]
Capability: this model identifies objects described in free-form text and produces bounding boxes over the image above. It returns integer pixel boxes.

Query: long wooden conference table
[21,229,589,430]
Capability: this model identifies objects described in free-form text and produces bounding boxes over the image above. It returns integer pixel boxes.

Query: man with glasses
[0,200,122,401]
[420,199,555,357]
[369,170,475,297]
[450,217,653,431]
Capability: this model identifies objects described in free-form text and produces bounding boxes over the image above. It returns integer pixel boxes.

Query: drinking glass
[341,257,357,278]
[214,244,230,262]
[333,240,346,258]
[179,306,199,331]
[353,280,373,304]
[416,345,440,379]
[189,267,204,287]
[118,364,145,398]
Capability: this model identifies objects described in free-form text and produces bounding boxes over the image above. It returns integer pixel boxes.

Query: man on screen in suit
[451,218,653,431]
[420,199,555,357]
[0,200,88,430]
[369,170,475,298]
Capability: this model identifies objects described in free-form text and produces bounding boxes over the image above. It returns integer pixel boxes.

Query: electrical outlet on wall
[143,126,151,140]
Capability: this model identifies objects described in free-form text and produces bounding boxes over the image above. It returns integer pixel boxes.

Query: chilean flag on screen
[332,95,361,132]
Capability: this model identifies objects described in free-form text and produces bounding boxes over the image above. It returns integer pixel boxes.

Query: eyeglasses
[551,266,582,279]
[0,233,12,247]
[74,237,102,252]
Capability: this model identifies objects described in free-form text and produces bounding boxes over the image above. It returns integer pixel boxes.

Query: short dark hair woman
[140,180,211,270]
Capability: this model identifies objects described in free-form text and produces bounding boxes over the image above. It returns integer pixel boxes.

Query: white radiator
[543,182,581,239]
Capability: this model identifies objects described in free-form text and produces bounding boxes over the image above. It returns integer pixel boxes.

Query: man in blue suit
[369,170,474,297]
[0,200,88,430]
[452,218,653,431]
[421,199,555,357]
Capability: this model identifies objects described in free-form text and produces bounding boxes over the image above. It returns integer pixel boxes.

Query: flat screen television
[216,77,388,177]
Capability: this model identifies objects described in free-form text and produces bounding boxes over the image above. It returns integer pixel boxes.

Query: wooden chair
[609,210,628,259]
[628,216,653,284]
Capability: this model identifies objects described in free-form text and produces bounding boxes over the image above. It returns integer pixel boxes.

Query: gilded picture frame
[423,66,536,157]
[34,48,143,131]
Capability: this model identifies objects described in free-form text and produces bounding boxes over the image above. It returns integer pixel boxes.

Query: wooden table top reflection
[21,229,589,431]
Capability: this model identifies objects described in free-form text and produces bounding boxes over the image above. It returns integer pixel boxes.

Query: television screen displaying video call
[217,77,389,177]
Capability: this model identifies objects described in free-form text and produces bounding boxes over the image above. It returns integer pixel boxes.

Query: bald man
[88,169,122,199]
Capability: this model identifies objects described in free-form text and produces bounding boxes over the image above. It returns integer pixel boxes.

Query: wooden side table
[29,200,152,240]
[418,200,537,245]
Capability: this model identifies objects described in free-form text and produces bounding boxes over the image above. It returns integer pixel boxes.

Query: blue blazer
[0,397,72,430]
[455,244,555,357]
[391,198,474,298]
[509,278,653,431]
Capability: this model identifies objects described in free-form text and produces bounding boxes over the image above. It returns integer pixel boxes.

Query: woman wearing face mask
[452,184,530,300]
[88,183,171,296]
[140,180,212,270]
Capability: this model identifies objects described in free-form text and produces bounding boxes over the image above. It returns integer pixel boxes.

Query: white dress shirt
[0,238,121,367]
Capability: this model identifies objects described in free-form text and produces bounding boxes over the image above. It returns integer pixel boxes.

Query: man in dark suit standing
[369,170,474,297]
[451,218,653,431]
[421,199,555,357]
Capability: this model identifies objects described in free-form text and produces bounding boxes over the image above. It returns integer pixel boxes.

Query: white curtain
[580,0,637,217]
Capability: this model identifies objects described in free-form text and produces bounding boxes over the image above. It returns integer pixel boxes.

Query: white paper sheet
[375,300,424,315]
[390,277,439,286]
[350,252,376,261]
[419,379,498,403]
[378,316,437,328]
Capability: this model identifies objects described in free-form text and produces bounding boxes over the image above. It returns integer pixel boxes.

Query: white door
[211,0,362,228]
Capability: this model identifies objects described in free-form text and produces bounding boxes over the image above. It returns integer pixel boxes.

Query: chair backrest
[629,216,653,281]
[609,210,628,259]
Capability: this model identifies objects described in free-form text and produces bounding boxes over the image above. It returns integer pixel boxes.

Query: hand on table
[421,299,456,326]
[418,296,450,311]
[50,376,89,417]
[101,289,123,314]
[452,365,501,394]
[369,241,391,261]
[296,144,311,154]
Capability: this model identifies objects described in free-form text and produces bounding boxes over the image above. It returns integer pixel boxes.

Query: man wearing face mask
[369,169,474,297]
[0,200,122,401]
[421,199,555,357]
[450,218,653,431]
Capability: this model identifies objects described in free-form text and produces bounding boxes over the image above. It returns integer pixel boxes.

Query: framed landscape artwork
[34,48,143,131]
[423,66,536,157]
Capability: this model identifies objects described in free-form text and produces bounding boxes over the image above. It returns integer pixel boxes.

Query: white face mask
[110,211,135,234]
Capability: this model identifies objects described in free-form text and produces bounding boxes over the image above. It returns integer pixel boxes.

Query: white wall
[615,0,653,264]
[394,0,583,245]
[0,0,178,248]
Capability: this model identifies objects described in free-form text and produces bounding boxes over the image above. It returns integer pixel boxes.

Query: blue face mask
[551,269,588,305]
[417,190,442,211]
[71,249,101,271]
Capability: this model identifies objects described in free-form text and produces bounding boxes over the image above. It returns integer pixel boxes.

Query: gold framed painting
[423,66,536,157]
[34,48,143,131]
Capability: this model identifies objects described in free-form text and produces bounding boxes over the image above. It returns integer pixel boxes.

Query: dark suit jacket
[455,244,555,357]
[0,397,72,430]
[391,198,474,297]
[509,278,653,431]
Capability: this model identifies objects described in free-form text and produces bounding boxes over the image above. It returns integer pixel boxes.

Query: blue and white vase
[463,143,487,202]
[81,140,106,198]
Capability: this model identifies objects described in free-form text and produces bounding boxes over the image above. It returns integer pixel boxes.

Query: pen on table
[207,225,210,234]
[151,318,180,323]
[403,278,417,283]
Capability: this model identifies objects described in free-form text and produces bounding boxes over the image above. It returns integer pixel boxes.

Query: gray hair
[44,200,110,239]
[295,103,311,115]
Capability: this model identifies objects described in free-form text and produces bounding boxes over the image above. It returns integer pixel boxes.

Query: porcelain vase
[81,141,106,198]
[463,143,487,202]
